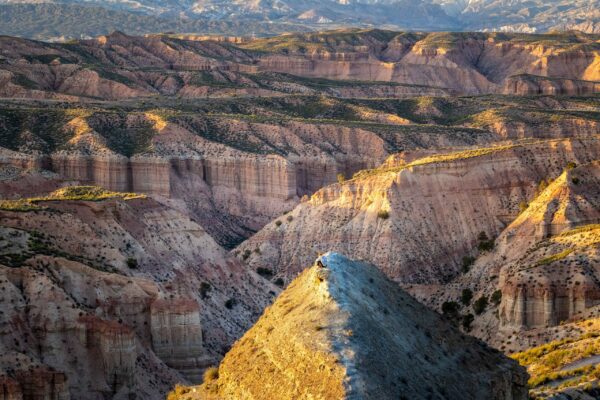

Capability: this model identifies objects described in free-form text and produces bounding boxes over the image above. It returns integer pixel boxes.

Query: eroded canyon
[0,28,598,400]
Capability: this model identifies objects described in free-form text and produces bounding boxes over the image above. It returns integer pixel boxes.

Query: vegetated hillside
[0,30,598,99]
[0,185,275,399]
[171,253,527,400]
[237,137,600,285]
[407,161,600,397]
[511,319,600,399]
[1,93,598,247]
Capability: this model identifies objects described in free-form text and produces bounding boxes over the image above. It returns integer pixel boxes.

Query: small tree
[460,289,473,306]
[377,210,390,219]
[462,313,474,332]
[200,282,211,299]
[442,301,460,320]
[126,258,138,269]
[462,256,475,273]
[473,296,488,315]
[491,290,502,306]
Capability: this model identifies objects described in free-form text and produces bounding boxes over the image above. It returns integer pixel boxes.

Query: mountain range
[0,0,598,40]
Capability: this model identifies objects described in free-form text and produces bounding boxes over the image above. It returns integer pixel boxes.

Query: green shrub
[242,249,251,260]
[473,296,488,315]
[274,278,285,287]
[126,258,138,269]
[462,313,474,331]
[442,301,460,319]
[460,289,473,306]
[461,256,475,273]
[203,367,219,382]
[519,201,528,213]
[225,298,236,309]
[491,290,502,306]
[377,210,390,219]
[337,173,346,184]
[275,220,282,227]
[200,282,212,299]
[572,177,581,185]
[256,267,274,278]
[566,161,577,170]
[477,232,495,252]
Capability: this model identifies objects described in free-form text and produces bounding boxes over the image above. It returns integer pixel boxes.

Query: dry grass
[511,325,600,393]
[0,186,145,211]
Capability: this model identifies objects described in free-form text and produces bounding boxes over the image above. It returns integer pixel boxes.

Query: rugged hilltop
[178,253,527,400]
[0,30,598,100]
[0,185,275,399]
[238,137,600,284]
[1,0,599,40]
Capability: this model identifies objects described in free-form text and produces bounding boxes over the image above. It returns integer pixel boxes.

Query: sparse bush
[225,298,236,309]
[566,161,577,170]
[275,220,282,227]
[519,201,528,213]
[473,296,488,315]
[477,231,495,252]
[460,289,473,306]
[200,282,211,299]
[462,256,475,273]
[242,249,251,260]
[442,301,460,319]
[274,278,284,287]
[462,313,474,331]
[126,258,138,269]
[203,367,219,382]
[491,290,502,306]
[256,267,273,278]
[337,173,346,184]
[377,210,390,220]
[572,177,580,185]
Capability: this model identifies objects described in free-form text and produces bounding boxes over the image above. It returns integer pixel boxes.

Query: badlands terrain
[0,28,598,399]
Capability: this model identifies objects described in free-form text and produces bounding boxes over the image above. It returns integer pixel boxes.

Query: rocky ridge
[180,253,527,400]
[0,186,275,399]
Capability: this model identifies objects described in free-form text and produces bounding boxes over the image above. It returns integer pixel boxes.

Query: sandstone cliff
[409,162,600,357]
[177,253,527,400]
[0,30,598,99]
[0,187,275,399]
[237,138,600,285]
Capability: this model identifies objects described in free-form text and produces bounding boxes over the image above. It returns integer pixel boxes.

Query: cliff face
[0,190,275,399]
[185,253,527,400]
[502,74,600,96]
[409,162,600,356]
[0,353,69,400]
[0,30,598,99]
[238,138,600,285]
[497,164,600,331]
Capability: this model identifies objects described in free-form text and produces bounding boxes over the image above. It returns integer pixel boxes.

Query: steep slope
[412,162,600,358]
[0,30,598,99]
[238,138,600,286]
[178,253,527,400]
[0,185,275,399]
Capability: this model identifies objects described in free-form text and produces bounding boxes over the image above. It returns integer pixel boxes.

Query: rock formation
[238,138,600,285]
[0,188,275,399]
[0,30,598,99]
[186,253,527,400]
